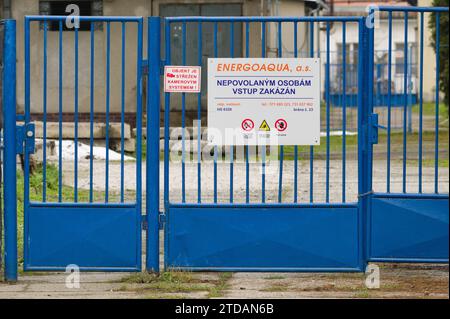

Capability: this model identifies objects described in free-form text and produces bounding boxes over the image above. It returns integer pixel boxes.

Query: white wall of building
[319,17,417,95]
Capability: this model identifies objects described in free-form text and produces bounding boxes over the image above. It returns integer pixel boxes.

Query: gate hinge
[141,60,148,75]
[141,215,148,231]
[160,60,166,75]
[159,213,166,230]
[369,113,379,145]
[16,123,35,155]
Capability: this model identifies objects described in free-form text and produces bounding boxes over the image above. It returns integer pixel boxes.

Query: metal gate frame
[159,15,371,272]
[22,16,145,273]
[1,6,449,281]
[366,6,449,263]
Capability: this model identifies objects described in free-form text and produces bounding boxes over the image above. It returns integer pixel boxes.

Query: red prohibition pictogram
[241,118,255,131]
[274,119,288,132]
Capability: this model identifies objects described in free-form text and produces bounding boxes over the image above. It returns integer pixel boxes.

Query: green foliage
[429,0,449,114]
[118,271,232,298]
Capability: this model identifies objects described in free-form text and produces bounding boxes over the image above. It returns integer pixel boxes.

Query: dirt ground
[0,263,448,299]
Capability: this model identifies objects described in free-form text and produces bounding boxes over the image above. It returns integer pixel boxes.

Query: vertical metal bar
[164,21,171,208]
[23,17,31,273]
[342,22,347,203]
[147,17,161,273]
[135,18,143,271]
[213,22,218,203]
[197,22,202,203]
[278,21,284,203]
[407,47,413,134]
[74,25,79,202]
[434,12,440,194]
[89,22,95,202]
[387,11,392,193]
[358,15,372,271]
[58,20,63,202]
[42,20,48,202]
[3,19,17,281]
[245,21,250,203]
[325,22,331,203]
[309,20,314,203]
[105,22,111,203]
[402,12,408,193]
[229,21,234,203]
[120,22,126,202]
[293,21,298,203]
[261,21,266,203]
[418,12,424,193]
[181,22,186,203]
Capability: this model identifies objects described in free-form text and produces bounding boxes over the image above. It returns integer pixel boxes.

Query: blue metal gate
[20,16,144,271]
[1,6,449,281]
[160,15,370,271]
[367,6,449,263]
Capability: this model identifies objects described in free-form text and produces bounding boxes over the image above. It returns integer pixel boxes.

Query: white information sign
[207,58,320,145]
[164,66,201,93]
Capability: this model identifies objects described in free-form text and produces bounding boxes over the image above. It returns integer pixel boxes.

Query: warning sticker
[259,120,270,131]
[241,119,254,131]
[274,119,287,132]
[164,66,201,93]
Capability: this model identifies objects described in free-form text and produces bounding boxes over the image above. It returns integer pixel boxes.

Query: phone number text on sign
[207,58,321,146]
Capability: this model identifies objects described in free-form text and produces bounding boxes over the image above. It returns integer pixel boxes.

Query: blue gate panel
[369,195,449,263]
[166,206,362,271]
[25,205,141,271]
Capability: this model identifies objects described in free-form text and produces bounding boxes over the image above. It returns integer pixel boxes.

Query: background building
[1,0,442,128]
[1,0,328,127]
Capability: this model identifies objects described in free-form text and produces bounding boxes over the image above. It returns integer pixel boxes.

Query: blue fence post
[2,19,18,281]
[146,17,161,273]
[358,12,374,270]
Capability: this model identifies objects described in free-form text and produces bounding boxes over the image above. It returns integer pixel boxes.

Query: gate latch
[141,59,148,75]
[369,113,379,145]
[159,213,166,230]
[16,123,35,155]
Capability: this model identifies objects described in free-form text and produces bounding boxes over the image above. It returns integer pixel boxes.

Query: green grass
[281,134,358,160]
[120,271,196,285]
[206,272,233,298]
[117,271,232,298]
[260,282,290,292]
[117,271,213,294]
[411,102,448,119]
[353,288,370,298]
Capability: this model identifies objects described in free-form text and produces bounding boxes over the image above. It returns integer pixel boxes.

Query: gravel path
[61,159,449,205]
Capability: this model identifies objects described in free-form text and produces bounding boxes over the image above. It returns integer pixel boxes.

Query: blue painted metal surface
[25,205,141,271]
[163,15,367,272]
[367,6,449,263]
[146,17,161,272]
[166,205,362,271]
[21,16,144,272]
[2,19,18,281]
[330,94,417,108]
[369,194,449,263]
